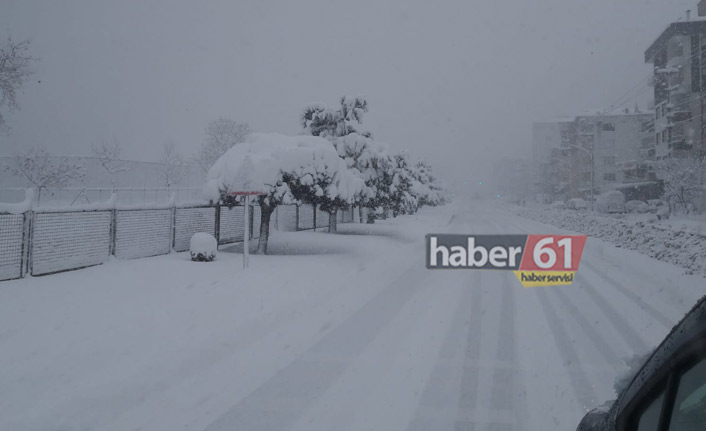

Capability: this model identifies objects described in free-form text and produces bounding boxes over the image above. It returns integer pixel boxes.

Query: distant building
[572,111,655,193]
[645,7,706,159]
[531,119,574,200]
[531,110,657,202]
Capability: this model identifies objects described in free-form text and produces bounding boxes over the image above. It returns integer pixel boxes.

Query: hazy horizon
[0,0,698,187]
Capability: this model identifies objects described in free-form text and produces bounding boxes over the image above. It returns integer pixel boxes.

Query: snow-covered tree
[195,118,251,174]
[409,160,448,207]
[5,147,85,203]
[654,156,706,214]
[301,96,371,139]
[389,152,418,217]
[91,139,130,190]
[160,141,186,190]
[204,133,364,253]
[284,161,367,233]
[300,99,448,222]
[0,38,35,131]
[332,133,393,223]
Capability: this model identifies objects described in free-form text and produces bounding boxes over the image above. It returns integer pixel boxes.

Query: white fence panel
[115,209,171,259]
[316,207,329,229]
[219,206,245,244]
[298,204,314,230]
[277,205,297,232]
[252,205,261,239]
[32,211,111,275]
[0,214,25,280]
[174,207,216,252]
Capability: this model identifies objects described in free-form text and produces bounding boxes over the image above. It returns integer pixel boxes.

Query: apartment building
[645,7,706,159]
[532,111,656,201]
[531,119,574,200]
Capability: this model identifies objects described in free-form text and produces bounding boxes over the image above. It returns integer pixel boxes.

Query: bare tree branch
[0,38,36,131]
[5,147,85,203]
[160,141,186,189]
[195,118,251,174]
[91,139,130,190]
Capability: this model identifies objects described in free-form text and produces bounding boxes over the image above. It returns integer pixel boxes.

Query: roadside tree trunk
[328,210,337,233]
[366,207,375,224]
[257,203,276,255]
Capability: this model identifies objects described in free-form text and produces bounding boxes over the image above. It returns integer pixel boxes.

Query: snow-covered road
[1,201,704,431]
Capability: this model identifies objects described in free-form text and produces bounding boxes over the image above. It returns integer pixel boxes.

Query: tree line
[204,96,448,254]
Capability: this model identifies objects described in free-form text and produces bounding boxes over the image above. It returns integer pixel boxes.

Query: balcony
[666,110,692,123]
[670,141,693,151]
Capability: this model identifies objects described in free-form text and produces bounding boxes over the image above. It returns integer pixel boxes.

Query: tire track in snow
[405,272,477,431]
[202,264,431,431]
[503,204,676,331]
[485,211,651,354]
[581,261,673,330]
[488,275,520,424]
[551,287,624,373]
[573,277,650,355]
[534,288,598,410]
[453,272,485,430]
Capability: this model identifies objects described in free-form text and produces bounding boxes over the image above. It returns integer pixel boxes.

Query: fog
[0,0,697,189]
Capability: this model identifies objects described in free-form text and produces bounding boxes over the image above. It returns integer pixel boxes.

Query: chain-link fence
[0,203,359,281]
[0,214,26,281]
[32,211,112,276]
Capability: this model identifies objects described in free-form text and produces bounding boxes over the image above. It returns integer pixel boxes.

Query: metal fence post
[19,211,31,278]
[27,211,35,276]
[109,208,117,256]
[214,203,221,242]
[313,205,317,230]
[170,205,177,250]
[249,203,254,240]
[296,204,300,231]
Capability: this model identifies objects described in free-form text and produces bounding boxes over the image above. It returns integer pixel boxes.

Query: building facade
[645,9,706,159]
[531,119,574,201]
[532,111,657,202]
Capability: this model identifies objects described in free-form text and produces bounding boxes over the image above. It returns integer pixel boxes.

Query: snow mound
[190,233,217,262]
[514,206,706,276]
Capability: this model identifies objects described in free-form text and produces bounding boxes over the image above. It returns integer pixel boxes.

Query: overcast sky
[0,0,698,188]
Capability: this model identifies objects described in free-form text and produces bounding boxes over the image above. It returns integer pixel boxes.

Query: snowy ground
[513,205,706,277]
[1,201,704,431]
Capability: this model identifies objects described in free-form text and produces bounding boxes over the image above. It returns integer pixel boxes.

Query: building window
[602,122,616,131]
[603,156,615,166]
[657,133,661,145]
[603,173,616,182]
[663,130,668,142]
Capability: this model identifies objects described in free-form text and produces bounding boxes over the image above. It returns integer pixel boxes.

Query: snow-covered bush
[190,232,217,262]
[625,200,649,214]
[653,156,706,214]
